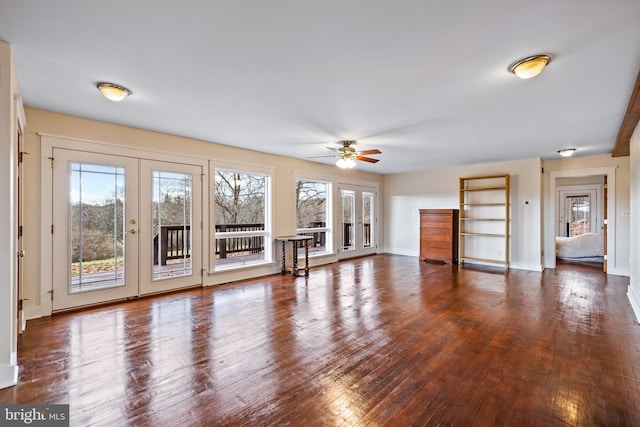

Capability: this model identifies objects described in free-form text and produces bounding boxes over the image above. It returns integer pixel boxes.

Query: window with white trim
[296,179,332,255]
[213,168,271,269]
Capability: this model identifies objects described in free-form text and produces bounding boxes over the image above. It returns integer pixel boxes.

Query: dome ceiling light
[509,55,551,79]
[97,82,131,101]
[557,148,577,157]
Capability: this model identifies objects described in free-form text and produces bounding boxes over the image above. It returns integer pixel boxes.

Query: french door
[339,185,377,259]
[139,160,202,294]
[559,189,598,237]
[52,149,202,310]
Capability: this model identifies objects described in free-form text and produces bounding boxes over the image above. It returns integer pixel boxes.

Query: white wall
[383,157,543,271]
[543,154,631,276]
[0,41,19,389]
[629,122,640,322]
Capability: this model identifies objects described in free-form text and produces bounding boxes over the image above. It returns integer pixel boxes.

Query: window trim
[294,175,334,256]
[210,161,274,273]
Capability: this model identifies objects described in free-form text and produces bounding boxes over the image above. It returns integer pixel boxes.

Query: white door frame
[546,166,617,272]
[139,160,203,295]
[40,135,208,315]
[557,185,601,236]
[51,149,140,310]
[338,183,378,259]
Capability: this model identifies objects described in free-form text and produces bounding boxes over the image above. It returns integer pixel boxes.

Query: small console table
[275,235,313,276]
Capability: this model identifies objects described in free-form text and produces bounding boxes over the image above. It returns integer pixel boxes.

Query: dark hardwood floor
[2,255,639,426]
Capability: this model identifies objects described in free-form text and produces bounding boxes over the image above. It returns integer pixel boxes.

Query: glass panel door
[558,188,598,237]
[362,191,374,248]
[139,160,202,294]
[70,163,126,290]
[52,151,203,309]
[339,185,377,259]
[52,149,139,310]
[341,190,355,251]
[152,170,193,279]
[565,195,590,237]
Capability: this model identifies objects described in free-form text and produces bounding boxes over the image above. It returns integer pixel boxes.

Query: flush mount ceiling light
[509,55,551,79]
[557,148,577,157]
[97,82,131,101]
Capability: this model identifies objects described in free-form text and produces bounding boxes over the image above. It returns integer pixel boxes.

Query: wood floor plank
[2,255,640,426]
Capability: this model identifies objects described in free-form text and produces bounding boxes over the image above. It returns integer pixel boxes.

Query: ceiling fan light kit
[334,140,381,169]
[336,157,357,169]
[97,82,131,101]
[509,54,551,79]
[307,140,382,168]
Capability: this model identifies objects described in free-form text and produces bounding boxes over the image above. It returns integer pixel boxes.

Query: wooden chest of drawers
[419,209,459,264]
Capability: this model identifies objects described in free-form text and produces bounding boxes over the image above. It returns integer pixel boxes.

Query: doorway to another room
[555,178,605,269]
[547,167,616,274]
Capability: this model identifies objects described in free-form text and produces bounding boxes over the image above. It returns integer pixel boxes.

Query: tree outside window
[296,179,331,254]
[214,169,270,268]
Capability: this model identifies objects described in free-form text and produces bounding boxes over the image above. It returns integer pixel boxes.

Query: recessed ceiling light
[97,82,131,101]
[509,55,551,79]
[557,148,577,157]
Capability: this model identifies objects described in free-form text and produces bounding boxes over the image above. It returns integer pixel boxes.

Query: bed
[555,232,604,261]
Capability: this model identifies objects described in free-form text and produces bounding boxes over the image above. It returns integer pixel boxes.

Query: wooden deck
[4,255,640,426]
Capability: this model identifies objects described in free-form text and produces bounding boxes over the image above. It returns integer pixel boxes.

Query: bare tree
[153,174,192,228]
[214,170,265,226]
[296,180,327,228]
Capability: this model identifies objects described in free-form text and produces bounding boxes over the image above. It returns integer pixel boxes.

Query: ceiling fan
[310,140,382,169]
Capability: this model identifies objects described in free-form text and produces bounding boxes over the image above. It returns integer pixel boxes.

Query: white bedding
[555,233,604,258]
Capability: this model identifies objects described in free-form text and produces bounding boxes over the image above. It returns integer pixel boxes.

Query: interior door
[139,160,202,295]
[339,185,377,259]
[52,149,139,310]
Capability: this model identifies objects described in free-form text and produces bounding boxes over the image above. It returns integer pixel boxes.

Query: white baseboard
[25,304,51,321]
[608,267,631,277]
[509,263,544,272]
[0,363,18,390]
[382,248,416,257]
[627,285,640,324]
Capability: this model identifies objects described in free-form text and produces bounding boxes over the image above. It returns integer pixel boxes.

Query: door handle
[129,229,137,235]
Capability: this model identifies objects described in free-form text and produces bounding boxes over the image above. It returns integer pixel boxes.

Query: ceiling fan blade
[358,149,381,155]
[356,156,379,163]
[308,155,338,159]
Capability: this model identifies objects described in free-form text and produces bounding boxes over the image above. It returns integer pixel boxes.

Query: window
[362,191,374,248]
[296,179,332,255]
[152,170,193,279]
[213,168,271,269]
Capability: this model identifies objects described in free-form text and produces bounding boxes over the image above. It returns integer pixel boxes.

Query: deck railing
[153,222,371,265]
[153,223,267,265]
[153,225,191,266]
[215,223,265,259]
[298,222,371,249]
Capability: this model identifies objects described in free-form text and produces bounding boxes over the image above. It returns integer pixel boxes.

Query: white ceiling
[1,0,640,174]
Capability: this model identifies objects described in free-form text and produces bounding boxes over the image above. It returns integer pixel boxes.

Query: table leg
[292,242,298,276]
[281,240,286,275]
[304,239,309,276]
